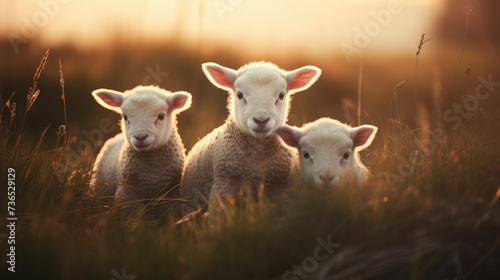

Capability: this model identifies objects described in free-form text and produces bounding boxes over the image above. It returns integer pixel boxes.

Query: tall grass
[57,58,67,146]
[357,58,363,126]
[445,4,473,103]
[414,33,426,123]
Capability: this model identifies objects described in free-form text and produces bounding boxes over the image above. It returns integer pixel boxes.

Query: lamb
[181,61,321,211]
[89,85,192,204]
[276,118,377,190]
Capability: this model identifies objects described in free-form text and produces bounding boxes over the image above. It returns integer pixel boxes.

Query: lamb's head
[277,118,377,190]
[92,86,192,151]
[202,61,321,138]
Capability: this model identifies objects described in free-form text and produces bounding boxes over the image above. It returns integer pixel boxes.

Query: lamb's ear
[167,91,192,114]
[285,66,321,94]
[92,89,124,113]
[351,125,378,151]
[276,125,302,149]
[202,62,237,92]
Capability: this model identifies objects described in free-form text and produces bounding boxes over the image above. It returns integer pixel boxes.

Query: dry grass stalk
[11,50,50,162]
[1,92,16,129]
[417,102,430,143]
[341,98,355,125]
[464,66,471,77]
[445,3,473,102]
[416,33,426,56]
[414,33,426,124]
[432,66,442,127]
[26,49,49,116]
[390,81,406,134]
[7,100,17,130]
[463,3,473,16]
[58,58,67,145]
[357,59,363,126]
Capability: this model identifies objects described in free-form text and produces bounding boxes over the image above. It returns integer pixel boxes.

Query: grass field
[1,41,500,280]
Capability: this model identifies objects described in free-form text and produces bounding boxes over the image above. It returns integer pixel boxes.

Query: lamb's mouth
[316,183,338,191]
[252,128,271,134]
[314,178,339,191]
[133,143,152,150]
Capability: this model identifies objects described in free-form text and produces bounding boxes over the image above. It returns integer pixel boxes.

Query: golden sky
[1,0,444,57]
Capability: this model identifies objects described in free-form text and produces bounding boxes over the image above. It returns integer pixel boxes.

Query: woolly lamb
[181,61,321,210]
[276,118,377,190]
[90,85,192,203]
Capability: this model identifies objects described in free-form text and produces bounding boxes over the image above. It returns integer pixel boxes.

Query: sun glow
[1,0,444,57]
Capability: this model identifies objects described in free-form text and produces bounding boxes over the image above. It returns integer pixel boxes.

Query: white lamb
[276,118,377,190]
[90,85,192,203]
[181,61,321,211]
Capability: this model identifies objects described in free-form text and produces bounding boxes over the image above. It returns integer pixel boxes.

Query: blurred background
[0,0,498,151]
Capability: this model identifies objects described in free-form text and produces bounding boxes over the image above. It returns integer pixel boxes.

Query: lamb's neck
[119,132,184,193]
[227,121,281,155]
[123,132,182,161]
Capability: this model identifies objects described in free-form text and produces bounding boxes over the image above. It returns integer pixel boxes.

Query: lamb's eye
[278,92,285,100]
[303,152,310,159]
[158,113,165,120]
[237,92,244,100]
[123,115,128,121]
[343,153,350,160]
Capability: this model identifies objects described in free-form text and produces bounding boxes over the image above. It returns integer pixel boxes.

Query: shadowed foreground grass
[0,54,499,280]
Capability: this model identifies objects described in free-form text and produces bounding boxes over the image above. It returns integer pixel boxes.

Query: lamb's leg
[91,182,117,197]
[114,185,148,212]
[114,185,127,205]
[207,177,238,219]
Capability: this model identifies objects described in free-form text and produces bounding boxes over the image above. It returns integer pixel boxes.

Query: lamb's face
[232,68,288,137]
[202,62,321,139]
[92,86,192,152]
[276,119,377,190]
[297,129,354,190]
[120,94,172,151]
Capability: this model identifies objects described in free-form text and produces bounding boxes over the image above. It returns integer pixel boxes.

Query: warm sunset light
[2,0,444,57]
[1,0,499,279]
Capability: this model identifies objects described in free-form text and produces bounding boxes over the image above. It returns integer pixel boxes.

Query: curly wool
[92,128,185,202]
[181,120,295,207]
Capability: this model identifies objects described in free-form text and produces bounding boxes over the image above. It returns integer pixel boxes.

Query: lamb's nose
[134,134,148,143]
[319,174,334,184]
[254,117,270,127]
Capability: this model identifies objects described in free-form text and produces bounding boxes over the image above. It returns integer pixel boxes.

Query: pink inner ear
[171,95,188,110]
[99,93,121,107]
[277,128,300,149]
[352,127,375,148]
[206,67,234,91]
[288,71,317,91]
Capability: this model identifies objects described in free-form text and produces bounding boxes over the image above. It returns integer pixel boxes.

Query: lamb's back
[91,133,125,196]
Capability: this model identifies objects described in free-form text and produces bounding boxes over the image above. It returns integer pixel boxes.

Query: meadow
[0,36,499,280]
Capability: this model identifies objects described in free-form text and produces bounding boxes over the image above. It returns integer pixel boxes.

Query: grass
[1,46,500,280]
